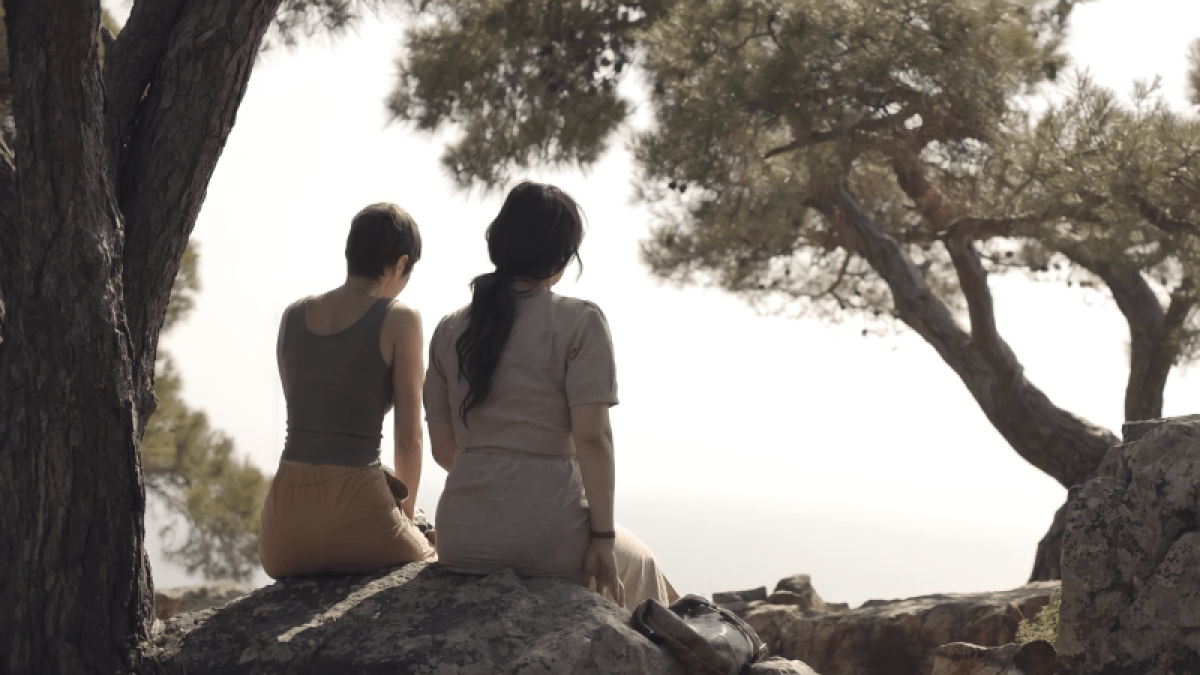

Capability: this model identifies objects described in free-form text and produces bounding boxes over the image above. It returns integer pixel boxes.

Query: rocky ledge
[716,575,1058,675]
[145,562,817,674]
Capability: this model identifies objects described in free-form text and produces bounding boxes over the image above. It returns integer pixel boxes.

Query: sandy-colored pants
[258,460,435,578]
[591,525,679,611]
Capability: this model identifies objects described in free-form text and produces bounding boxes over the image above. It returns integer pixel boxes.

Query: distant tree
[389,0,1200,580]
[142,245,270,582]
[0,1,396,671]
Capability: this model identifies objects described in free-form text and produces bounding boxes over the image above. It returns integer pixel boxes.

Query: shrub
[1016,586,1061,646]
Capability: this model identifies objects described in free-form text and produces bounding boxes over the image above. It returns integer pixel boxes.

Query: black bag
[631,594,767,675]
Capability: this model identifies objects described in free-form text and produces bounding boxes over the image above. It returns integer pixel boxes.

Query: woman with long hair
[258,203,436,578]
[424,182,676,608]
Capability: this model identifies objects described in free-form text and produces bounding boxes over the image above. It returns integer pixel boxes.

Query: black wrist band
[590,530,616,539]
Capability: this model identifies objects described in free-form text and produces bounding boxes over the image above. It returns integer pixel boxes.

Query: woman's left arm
[391,306,424,520]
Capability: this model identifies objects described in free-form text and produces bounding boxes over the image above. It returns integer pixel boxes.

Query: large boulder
[1058,415,1200,675]
[742,581,1059,675]
[144,562,818,674]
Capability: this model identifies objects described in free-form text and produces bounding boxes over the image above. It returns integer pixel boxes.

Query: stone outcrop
[734,579,1058,675]
[713,586,769,605]
[930,641,1056,675]
[155,580,256,621]
[1058,415,1200,675]
[145,562,818,674]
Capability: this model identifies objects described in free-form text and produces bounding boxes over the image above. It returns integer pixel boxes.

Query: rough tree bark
[820,184,1119,581]
[0,1,280,672]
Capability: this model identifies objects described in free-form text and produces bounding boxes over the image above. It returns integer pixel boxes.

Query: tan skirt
[601,526,680,610]
[258,460,435,578]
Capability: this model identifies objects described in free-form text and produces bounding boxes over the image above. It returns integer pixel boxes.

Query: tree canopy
[389,0,1200,578]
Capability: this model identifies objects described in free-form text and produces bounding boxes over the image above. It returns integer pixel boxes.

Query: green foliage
[143,244,270,582]
[389,0,672,188]
[1016,586,1061,646]
[390,0,1199,348]
[265,0,408,50]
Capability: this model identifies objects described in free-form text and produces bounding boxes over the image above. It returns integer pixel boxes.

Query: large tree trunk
[0,1,278,671]
[823,184,1118,580]
[0,4,150,671]
[1059,244,1195,423]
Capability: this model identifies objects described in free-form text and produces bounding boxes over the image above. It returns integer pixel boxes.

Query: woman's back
[425,285,618,577]
[280,296,393,467]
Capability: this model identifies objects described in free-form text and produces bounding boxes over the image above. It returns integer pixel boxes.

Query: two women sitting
[257,182,676,609]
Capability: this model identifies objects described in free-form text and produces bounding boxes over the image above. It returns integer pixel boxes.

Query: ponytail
[455,271,517,424]
[454,182,585,424]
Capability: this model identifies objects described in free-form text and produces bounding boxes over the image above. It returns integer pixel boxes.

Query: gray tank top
[280,297,393,466]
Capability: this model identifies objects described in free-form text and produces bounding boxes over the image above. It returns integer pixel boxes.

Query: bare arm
[571,403,624,605]
[429,421,461,472]
[391,307,424,520]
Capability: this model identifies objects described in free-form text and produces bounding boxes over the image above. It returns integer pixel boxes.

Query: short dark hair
[345,203,422,278]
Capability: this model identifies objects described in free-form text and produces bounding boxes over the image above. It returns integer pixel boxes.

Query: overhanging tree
[0,1,394,671]
[389,0,1200,580]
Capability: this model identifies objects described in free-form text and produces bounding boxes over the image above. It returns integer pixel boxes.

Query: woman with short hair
[258,202,436,578]
[425,182,676,608]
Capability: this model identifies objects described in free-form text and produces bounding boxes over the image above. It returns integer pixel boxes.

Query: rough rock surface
[930,641,1056,675]
[713,586,769,605]
[770,575,828,613]
[743,581,1059,675]
[144,562,818,674]
[751,656,822,674]
[155,580,256,620]
[1058,415,1200,675]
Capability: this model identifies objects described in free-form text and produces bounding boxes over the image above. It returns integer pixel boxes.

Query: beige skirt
[436,450,677,610]
[258,460,435,578]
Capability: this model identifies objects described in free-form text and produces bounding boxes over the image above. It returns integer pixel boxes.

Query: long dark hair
[455,182,585,422]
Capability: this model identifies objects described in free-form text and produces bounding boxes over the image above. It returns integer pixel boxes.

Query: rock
[771,574,828,614]
[744,581,1060,675]
[143,562,819,674]
[931,641,1057,675]
[1058,415,1200,675]
[713,586,768,605]
[748,656,821,674]
[155,580,256,620]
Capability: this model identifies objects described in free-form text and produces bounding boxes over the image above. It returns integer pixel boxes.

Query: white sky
[143,0,1200,606]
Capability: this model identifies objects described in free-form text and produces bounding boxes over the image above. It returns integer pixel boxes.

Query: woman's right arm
[429,421,461,472]
[571,403,625,607]
[424,317,461,472]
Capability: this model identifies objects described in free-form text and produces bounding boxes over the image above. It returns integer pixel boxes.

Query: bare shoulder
[385,301,423,334]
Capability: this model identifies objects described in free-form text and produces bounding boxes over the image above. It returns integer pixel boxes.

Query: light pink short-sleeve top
[424,285,619,577]
[424,285,619,456]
